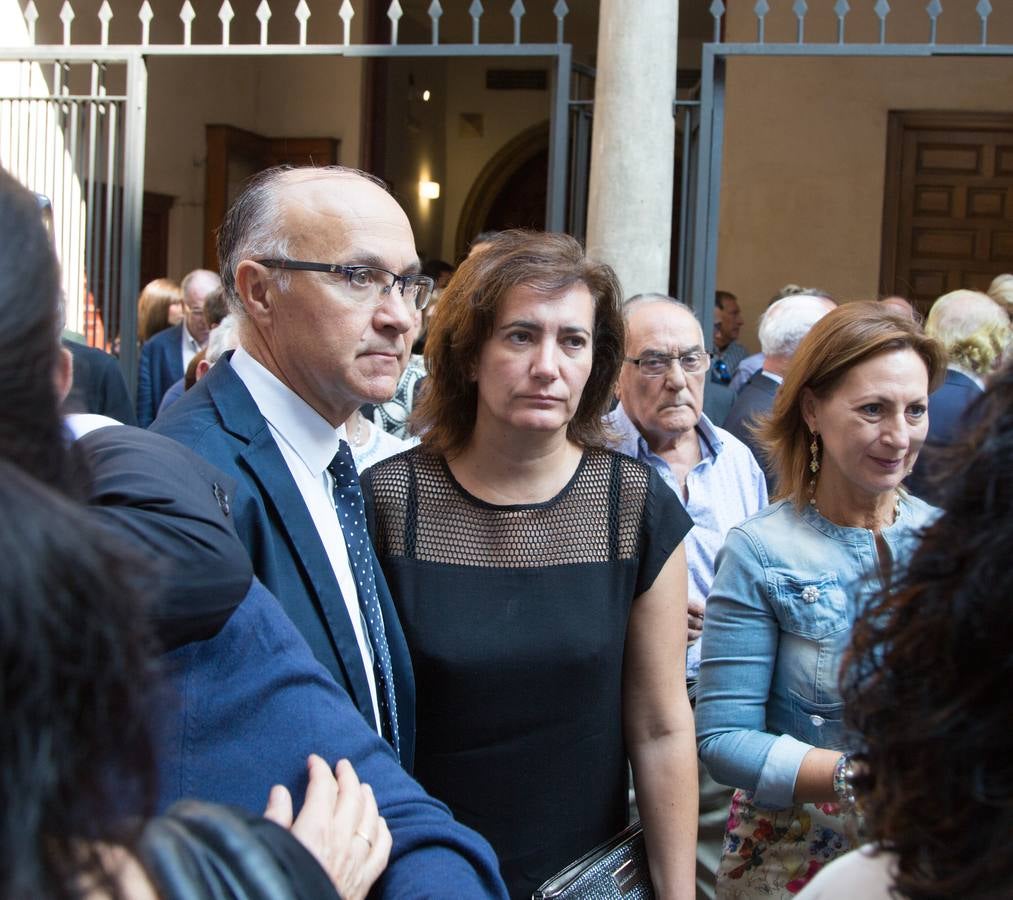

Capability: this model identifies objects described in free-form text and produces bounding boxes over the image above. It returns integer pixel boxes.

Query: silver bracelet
[832,753,857,806]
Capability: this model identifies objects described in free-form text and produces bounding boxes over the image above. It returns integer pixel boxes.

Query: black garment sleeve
[634,466,694,597]
[138,800,339,900]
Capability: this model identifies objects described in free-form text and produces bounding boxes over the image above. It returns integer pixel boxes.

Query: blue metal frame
[687,28,1013,334]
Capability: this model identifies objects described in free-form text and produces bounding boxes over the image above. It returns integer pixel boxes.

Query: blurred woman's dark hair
[842,362,1013,900]
[0,167,85,498]
[414,229,624,458]
[0,458,159,899]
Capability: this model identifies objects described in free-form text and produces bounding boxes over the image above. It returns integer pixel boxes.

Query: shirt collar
[607,402,724,464]
[231,346,345,477]
[760,369,784,385]
[182,321,202,350]
[947,363,985,391]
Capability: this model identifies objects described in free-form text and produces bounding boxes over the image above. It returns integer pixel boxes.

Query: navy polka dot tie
[328,440,400,761]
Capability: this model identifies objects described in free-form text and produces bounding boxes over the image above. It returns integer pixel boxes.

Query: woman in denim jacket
[695,304,946,898]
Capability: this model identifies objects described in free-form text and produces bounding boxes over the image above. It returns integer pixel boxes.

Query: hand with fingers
[687,597,706,643]
[264,754,392,900]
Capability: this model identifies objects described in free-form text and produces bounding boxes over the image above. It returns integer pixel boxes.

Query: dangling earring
[808,431,820,508]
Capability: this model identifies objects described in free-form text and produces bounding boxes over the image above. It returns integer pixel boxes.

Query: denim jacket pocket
[789,689,846,751]
[771,572,849,640]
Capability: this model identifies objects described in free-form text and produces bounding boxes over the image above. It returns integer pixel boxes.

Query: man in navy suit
[725,292,835,494]
[4,168,506,896]
[908,289,1008,500]
[153,166,432,768]
[74,419,506,897]
[137,268,219,426]
[63,337,136,425]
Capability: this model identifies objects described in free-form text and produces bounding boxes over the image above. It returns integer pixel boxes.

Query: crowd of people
[5,161,1012,900]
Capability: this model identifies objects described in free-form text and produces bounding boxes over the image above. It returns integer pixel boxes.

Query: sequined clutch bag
[531,821,654,900]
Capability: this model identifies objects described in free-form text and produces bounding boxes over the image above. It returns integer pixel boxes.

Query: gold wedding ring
[354,829,373,849]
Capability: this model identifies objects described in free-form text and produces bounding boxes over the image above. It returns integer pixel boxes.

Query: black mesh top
[362,446,692,899]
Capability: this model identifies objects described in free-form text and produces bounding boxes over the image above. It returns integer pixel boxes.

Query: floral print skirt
[715,789,860,898]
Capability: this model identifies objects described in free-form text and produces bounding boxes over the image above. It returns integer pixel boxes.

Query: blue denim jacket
[695,495,936,809]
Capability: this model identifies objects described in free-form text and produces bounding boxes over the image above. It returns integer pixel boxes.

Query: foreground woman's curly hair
[842,363,1013,900]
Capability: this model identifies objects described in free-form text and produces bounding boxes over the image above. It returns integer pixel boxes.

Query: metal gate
[3,0,576,395]
[1,52,145,381]
[687,2,1013,341]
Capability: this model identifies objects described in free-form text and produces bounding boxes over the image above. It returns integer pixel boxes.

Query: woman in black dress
[362,231,698,898]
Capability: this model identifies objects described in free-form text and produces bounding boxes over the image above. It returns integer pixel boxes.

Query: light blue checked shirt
[605,403,768,678]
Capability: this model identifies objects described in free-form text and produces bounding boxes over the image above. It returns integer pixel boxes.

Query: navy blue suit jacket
[908,367,983,500]
[151,355,416,769]
[137,324,184,427]
[64,339,137,426]
[724,370,779,495]
[78,424,506,897]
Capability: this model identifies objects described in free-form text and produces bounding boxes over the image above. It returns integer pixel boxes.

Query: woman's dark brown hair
[842,362,1013,900]
[413,229,624,457]
[758,301,946,507]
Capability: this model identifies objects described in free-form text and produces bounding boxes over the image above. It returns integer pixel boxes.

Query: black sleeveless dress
[362,446,692,899]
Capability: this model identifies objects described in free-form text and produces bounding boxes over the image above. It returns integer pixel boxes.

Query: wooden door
[880,111,1013,315]
[203,125,340,270]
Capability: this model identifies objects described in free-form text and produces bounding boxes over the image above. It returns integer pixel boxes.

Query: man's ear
[235,261,274,324]
[195,358,211,381]
[55,346,73,405]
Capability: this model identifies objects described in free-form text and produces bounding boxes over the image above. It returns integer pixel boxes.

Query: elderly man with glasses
[153,166,432,765]
[604,293,767,898]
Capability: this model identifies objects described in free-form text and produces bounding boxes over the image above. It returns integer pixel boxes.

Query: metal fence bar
[690,45,726,339]
[0,43,570,59]
[83,69,99,345]
[676,102,698,305]
[545,42,571,233]
[63,99,79,324]
[70,100,85,333]
[567,102,590,241]
[117,52,146,392]
[102,98,117,350]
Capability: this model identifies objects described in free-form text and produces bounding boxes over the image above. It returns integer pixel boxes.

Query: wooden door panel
[882,111,1013,314]
[203,125,339,270]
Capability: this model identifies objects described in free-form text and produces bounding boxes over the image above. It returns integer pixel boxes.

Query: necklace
[348,412,365,448]
[809,491,902,527]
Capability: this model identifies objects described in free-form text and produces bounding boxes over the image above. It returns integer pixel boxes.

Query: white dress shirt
[181,322,202,371]
[231,347,382,732]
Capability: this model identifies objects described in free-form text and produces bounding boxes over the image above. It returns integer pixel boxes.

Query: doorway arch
[455,121,549,259]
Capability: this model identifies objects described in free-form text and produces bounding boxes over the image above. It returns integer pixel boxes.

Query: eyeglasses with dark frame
[256,259,435,311]
[624,351,712,378]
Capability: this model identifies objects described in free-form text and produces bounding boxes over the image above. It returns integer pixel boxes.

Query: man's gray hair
[216,164,389,317]
[758,294,834,358]
[180,268,221,301]
[926,289,1010,374]
[622,292,695,321]
[205,313,241,366]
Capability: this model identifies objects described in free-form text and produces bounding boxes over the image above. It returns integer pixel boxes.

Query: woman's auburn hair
[412,229,625,458]
[756,301,947,507]
[137,277,183,343]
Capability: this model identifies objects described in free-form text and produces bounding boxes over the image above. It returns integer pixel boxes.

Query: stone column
[586,0,679,299]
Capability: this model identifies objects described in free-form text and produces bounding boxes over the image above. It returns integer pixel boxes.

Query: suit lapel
[206,359,377,723]
[161,324,185,385]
